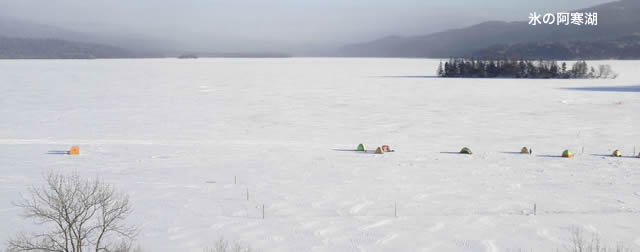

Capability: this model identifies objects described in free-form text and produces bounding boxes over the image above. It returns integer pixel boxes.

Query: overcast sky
[0,0,615,51]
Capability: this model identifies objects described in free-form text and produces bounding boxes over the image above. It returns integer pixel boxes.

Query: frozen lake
[0,58,639,251]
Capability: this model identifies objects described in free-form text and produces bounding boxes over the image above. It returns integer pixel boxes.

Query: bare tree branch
[8,172,138,252]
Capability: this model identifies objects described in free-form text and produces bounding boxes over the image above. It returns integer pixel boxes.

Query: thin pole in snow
[534,203,537,216]
[394,202,397,218]
[262,204,265,219]
[234,176,237,184]
[246,188,249,201]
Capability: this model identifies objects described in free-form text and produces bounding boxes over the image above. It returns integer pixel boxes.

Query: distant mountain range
[0,17,290,59]
[471,34,640,60]
[0,36,136,59]
[2,0,639,59]
[340,0,640,59]
[0,17,167,59]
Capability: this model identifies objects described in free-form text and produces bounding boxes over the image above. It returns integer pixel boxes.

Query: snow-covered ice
[0,58,638,251]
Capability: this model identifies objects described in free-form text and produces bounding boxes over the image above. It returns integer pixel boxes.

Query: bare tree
[7,172,138,252]
[566,226,632,252]
[203,238,253,252]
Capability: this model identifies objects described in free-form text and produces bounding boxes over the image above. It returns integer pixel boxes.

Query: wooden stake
[394,201,397,218]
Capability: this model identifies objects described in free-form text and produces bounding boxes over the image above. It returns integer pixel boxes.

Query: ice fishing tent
[382,145,392,152]
[357,144,366,152]
[612,150,622,157]
[460,147,472,155]
[375,147,384,154]
[562,150,574,158]
[521,147,529,154]
[69,146,80,155]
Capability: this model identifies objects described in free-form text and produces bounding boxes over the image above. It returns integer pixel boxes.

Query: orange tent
[69,146,80,155]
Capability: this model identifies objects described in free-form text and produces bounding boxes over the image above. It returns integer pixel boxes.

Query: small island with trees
[437,58,617,79]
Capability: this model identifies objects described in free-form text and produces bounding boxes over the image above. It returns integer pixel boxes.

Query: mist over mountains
[0,16,304,59]
[0,37,137,59]
[0,0,638,59]
[0,17,178,58]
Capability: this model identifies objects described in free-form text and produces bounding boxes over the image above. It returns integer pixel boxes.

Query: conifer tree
[438,58,614,79]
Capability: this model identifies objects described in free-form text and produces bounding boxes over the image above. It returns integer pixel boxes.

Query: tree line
[437,58,617,79]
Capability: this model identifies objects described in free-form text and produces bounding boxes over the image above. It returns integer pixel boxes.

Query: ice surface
[0,58,639,251]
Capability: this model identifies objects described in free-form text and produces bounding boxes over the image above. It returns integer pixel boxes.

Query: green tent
[460,147,472,155]
[562,150,574,158]
[357,144,366,152]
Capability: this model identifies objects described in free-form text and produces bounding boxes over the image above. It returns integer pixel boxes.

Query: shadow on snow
[377,75,440,79]
[47,150,70,155]
[561,85,640,93]
[591,154,638,159]
[332,149,380,155]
